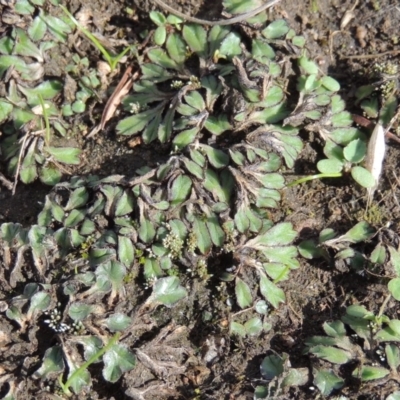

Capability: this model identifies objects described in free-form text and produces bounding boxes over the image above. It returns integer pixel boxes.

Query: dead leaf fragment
[365,122,385,201]
[356,26,368,48]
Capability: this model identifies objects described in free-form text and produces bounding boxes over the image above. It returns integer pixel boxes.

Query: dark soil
[1,0,400,399]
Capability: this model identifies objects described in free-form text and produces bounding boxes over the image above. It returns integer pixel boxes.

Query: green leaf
[13,28,43,62]
[103,344,136,383]
[317,159,343,174]
[158,107,174,142]
[166,33,186,64]
[235,208,250,233]
[64,209,85,228]
[314,369,344,396]
[204,114,231,135]
[183,159,204,180]
[244,317,263,336]
[375,320,400,342]
[201,145,229,168]
[144,257,162,280]
[262,19,290,39]
[320,76,340,91]
[154,26,167,46]
[138,220,156,243]
[77,336,102,361]
[323,321,346,337]
[247,222,297,247]
[19,80,63,105]
[259,86,284,108]
[28,16,47,41]
[370,243,386,264]
[149,276,187,306]
[14,0,35,14]
[116,109,158,136]
[183,24,208,57]
[169,219,187,239]
[351,166,375,188]
[143,112,162,143]
[29,291,51,314]
[230,321,246,337]
[115,191,134,216]
[0,100,13,123]
[184,91,205,111]
[0,36,14,54]
[0,55,27,79]
[389,246,400,276]
[343,139,366,163]
[387,392,400,400]
[68,303,93,321]
[206,214,225,247]
[149,11,167,26]
[40,164,62,185]
[46,147,81,165]
[148,48,179,70]
[118,236,135,267]
[331,111,353,127]
[331,127,364,145]
[292,35,306,47]
[172,127,199,150]
[104,314,132,332]
[219,32,242,57]
[190,148,206,166]
[194,217,212,254]
[41,13,72,42]
[89,248,115,266]
[67,364,91,395]
[260,355,284,380]
[166,14,184,25]
[33,346,64,379]
[309,345,352,364]
[386,344,400,372]
[170,174,192,205]
[353,365,389,381]
[260,274,285,308]
[252,38,275,61]
[96,260,126,290]
[388,278,400,301]
[209,169,233,203]
[235,277,253,308]
[20,146,37,184]
[65,187,89,211]
[298,56,318,74]
[343,221,374,243]
[299,240,325,259]
[208,25,230,56]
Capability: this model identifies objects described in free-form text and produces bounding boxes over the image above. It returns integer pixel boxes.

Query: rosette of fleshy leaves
[116,12,303,164]
[0,6,86,186]
[1,147,298,315]
[283,55,385,189]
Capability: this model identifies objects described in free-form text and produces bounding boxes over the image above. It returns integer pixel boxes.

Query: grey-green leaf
[46,147,81,165]
[262,19,290,39]
[183,24,208,57]
[104,314,132,332]
[103,344,136,383]
[235,277,253,308]
[149,276,187,306]
[33,346,65,379]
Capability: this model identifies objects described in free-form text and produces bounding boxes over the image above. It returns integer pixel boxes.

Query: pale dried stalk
[365,122,385,204]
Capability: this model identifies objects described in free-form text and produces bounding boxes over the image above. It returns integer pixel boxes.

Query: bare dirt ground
[1,0,400,399]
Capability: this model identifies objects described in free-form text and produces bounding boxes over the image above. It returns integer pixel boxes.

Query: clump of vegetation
[1,0,399,398]
[255,244,400,398]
